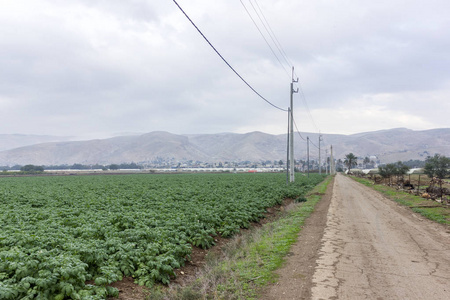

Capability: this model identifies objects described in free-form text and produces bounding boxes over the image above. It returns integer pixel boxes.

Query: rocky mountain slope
[0,128,448,166]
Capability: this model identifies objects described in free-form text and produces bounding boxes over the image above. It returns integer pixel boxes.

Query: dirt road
[263,173,450,299]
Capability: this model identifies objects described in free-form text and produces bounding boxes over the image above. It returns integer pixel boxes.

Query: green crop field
[0,173,326,299]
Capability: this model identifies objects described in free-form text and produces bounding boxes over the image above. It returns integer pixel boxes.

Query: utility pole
[325,149,329,174]
[330,145,335,175]
[286,108,290,185]
[307,136,310,177]
[318,135,322,174]
[289,67,298,182]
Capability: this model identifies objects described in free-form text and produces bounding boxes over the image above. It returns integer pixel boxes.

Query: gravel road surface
[263,173,450,299]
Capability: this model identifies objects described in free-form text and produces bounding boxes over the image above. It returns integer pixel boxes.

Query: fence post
[417,175,421,195]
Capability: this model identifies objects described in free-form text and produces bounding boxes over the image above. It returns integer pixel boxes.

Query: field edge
[148,174,334,300]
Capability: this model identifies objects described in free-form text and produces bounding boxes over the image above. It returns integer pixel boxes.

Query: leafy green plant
[0,173,326,298]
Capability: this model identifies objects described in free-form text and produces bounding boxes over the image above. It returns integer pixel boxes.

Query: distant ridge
[0,128,449,166]
[0,134,74,152]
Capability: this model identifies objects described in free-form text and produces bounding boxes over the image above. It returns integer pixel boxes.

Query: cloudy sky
[1,0,449,139]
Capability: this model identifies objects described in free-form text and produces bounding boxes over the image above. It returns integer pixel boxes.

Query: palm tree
[344,153,358,172]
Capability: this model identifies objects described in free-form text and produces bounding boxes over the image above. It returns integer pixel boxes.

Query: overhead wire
[297,81,320,133]
[173,0,322,140]
[294,114,326,160]
[251,0,294,71]
[171,0,329,166]
[247,0,321,155]
[293,102,323,152]
[172,0,288,112]
[247,0,321,136]
[242,0,325,156]
[292,118,306,142]
[239,0,291,78]
[242,0,321,135]
[252,0,320,134]
[309,138,320,150]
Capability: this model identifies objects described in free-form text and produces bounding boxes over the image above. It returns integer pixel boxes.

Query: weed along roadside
[150,175,334,300]
[350,176,450,225]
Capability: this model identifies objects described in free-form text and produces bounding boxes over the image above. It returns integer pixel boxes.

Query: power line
[294,117,325,153]
[172,0,287,112]
[252,0,303,82]
[242,0,322,135]
[292,118,306,141]
[309,138,320,150]
[297,80,320,133]
[251,0,294,71]
[239,0,291,78]
[245,0,320,133]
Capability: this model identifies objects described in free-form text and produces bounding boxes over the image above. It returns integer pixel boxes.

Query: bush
[378,162,410,183]
[20,165,44,173]
[424,154,450,179]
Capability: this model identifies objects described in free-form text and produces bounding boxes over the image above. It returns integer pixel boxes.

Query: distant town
[0,155,427,175]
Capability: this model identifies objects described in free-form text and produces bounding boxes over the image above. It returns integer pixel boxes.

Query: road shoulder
[260,176,334,300]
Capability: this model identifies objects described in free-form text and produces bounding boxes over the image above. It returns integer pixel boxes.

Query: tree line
[344,153,450,179]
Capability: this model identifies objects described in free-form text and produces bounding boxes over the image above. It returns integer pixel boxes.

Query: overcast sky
[1,0,449,139]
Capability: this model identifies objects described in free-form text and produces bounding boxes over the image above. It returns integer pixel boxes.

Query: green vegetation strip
[351,176,450,225]
[156,175,333,300]
[0,173,326,299]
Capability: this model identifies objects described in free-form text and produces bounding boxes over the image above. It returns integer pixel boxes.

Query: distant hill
[0,134,73,152]
[321,128,450,162]
[0,128,448,166]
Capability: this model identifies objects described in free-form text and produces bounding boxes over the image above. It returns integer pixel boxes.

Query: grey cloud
[0,0,448,137]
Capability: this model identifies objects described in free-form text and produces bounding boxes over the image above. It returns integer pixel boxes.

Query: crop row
[0,173,326,299]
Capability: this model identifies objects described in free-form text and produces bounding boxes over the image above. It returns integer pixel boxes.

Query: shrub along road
[263,173,450,299]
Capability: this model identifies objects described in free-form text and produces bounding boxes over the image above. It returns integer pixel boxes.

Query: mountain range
[0,128,449,166]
